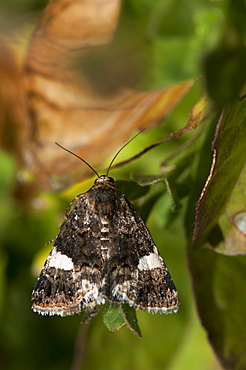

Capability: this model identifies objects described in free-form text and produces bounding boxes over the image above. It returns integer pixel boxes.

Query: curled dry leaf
[22,0,194,191]
[112,91,208,170]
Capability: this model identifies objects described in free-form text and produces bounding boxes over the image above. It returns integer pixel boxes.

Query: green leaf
[115,179,149,200]
[103,304,142,338]
[120,304,142,338]
[188,96,246,368]
[188,247,246,369]
[134,188,163,223]
[216,166,246,255]
[203,0,246,107]
[192,97,246,254]
[103,304,125,332]
[204,47,246,107]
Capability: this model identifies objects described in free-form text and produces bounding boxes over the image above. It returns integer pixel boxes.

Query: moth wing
[106,198,179,313]
[31,194,104,317]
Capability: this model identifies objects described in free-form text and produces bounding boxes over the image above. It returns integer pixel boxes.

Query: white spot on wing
[47,247,74,270]
[112,282,135,305]
[77,280,106,307]
[137,252,164,271]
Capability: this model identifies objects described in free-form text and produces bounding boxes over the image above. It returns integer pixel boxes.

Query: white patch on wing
[152,245,159,255]
[96,295,106,305]
[47,247,74,270]
[77,280,106,307]
[137,252,164,271]
[112,282,134,305]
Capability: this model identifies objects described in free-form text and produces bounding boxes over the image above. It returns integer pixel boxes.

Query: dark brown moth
[32,134,179,317]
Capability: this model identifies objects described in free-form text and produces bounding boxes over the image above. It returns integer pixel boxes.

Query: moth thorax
[94,176,115,185]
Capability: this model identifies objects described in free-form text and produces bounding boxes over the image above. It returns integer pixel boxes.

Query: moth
[31,133,179,317]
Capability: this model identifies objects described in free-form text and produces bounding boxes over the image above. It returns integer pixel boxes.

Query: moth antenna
[106,128,145,176]
[55,142,100,178]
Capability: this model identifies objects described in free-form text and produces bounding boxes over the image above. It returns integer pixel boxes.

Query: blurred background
[1,0,244,369]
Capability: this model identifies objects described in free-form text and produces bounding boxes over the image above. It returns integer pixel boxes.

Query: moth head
[94,176,115,185]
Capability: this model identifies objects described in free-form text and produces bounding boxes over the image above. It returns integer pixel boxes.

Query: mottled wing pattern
[31,192,104,316]
[31,176,179,316]
[102,192,179,313]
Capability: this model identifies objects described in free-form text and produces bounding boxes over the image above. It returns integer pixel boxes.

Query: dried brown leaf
[0,41,24,159]
[22,0,194,191]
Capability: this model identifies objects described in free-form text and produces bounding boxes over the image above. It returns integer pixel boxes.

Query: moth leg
[82,307,98,323]
[44,237,56,246]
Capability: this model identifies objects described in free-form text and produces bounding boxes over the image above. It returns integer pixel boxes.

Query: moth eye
[107,177,114,183]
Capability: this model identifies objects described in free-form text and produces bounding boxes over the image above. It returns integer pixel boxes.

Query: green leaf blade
[120,304,142,338]
[103,304,126,332]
